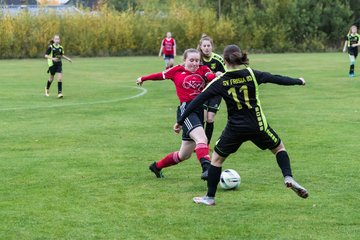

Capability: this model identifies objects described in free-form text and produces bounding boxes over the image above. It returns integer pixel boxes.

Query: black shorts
[48,64,62,75]
[348,48,358,58]
[164,54,174,59]
[177,102,205,141]
[203,95,222,113]
[214,124,281,157]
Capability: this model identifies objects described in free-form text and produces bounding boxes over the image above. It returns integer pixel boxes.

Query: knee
[178,152,191,161]
[195,137,208,146]
[207,114,215,123]
[206,117,214,123]
[271,142,286,155]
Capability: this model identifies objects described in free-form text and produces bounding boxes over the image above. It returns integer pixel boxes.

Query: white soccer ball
[219,169,241,190]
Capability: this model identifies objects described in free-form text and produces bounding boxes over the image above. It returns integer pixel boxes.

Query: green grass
[1,53,359,239]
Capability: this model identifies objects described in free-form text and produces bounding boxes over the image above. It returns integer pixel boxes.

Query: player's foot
[193,196,215,206]
[57,93,63,99]
[349,73,355,77]
[284,176,309,199]
[45,88,50,97]
[201,169,208,181]
[149,162,164,178]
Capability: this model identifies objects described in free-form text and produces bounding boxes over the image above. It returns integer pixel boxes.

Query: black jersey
[46,44,64,67]
[202,52,226,73]
[345,33,360,55]
[178,67,303,132]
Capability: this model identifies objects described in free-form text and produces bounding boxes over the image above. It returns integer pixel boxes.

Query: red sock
[156,151,180,169]
[195,143,210,162]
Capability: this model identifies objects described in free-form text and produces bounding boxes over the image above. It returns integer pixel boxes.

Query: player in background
[343,25,360,77]
[136,49,217,180]
[44,35,72,98]
[197,34,226,146]
[174,45,309,205]
[158,32,176,69]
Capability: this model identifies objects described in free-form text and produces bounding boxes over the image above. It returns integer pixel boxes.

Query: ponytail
[223,45,249,66]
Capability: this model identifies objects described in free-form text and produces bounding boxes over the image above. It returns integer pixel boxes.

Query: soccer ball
[219,169,241,190]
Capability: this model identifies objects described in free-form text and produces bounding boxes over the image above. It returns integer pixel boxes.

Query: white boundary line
[0,86,147,112]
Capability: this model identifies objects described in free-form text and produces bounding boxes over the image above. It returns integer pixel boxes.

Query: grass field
[1,53,360,239]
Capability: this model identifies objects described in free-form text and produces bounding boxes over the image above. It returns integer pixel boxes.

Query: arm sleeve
[254,70,303,85]
[141,72,165,81]
[45,46,52,55]
[201,65,216,82]
[177,81,220,125]
[217,58,226,73]
[205,72,216,82]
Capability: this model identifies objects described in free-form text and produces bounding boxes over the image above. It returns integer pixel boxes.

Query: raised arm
[136,72,165,86]
[254,70,305,86]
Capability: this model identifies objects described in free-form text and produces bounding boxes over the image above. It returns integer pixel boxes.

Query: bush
[0,0,354,58]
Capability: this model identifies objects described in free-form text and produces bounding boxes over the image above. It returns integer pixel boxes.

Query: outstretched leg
[149,141,195,178]
[272,142,308,199]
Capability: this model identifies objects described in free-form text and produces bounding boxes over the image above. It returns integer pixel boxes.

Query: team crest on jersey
[182,74,205,96]
[211,63,216,70]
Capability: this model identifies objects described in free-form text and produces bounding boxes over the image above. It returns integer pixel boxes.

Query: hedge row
[0,0,352,58]
[0,4,234,58]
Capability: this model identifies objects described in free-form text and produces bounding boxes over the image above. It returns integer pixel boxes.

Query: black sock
[46,80,52,89]
[200,158,211,172]
[350,64,355,74]
[58,82,62,93]
[207,165,222,197]
[276,151,292,177]
[205,122,214,144]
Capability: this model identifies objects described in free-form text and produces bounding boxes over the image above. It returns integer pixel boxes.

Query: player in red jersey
[158,32,176,69]
[136,49,216,180]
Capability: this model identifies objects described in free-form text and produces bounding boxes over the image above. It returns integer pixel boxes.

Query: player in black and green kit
[174,44,309,205]
[198,34,226,145]
[44,35,72,98]
[343,25,360,77]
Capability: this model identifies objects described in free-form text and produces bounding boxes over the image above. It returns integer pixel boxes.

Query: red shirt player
[158,32,176,69]
[136,48,215,180]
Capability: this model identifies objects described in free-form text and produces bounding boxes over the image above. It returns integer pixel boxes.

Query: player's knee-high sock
[195,143,211,171]
[276,151,292,177]
[58,82,62,93]
[350,64,355,74]
[207,165,222,197]
[46,80,52,89]
[205,122,214,144]
[156,151,180,169]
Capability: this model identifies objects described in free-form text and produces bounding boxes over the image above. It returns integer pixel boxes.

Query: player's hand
[215,71,222,77]
[299,78,306,85]
[173,123,182,134]
[136,77,143,86]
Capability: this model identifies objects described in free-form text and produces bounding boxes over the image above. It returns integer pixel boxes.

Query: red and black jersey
[140,65,215,103]
[162,38,176,56]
